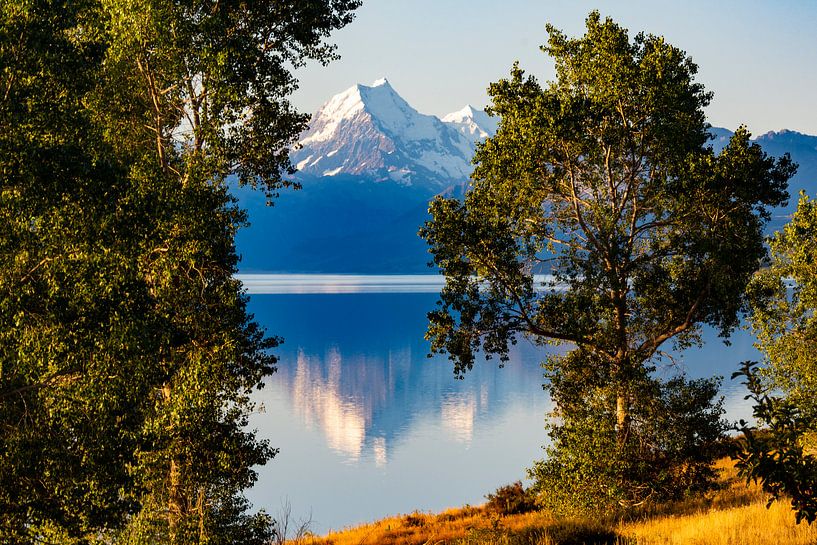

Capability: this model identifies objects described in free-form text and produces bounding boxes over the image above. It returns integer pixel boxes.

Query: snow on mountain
[293,79,493,187]
[442,104,498,141]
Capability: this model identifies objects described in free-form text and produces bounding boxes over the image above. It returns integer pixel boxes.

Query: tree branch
[635,286,707,361]
[1,371,81,400]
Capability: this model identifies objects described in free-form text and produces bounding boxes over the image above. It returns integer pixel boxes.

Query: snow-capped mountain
[291,78,495,187]
[442,104,499,141]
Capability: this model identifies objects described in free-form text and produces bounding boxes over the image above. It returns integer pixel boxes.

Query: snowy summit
[442,104,499,141]
[292,79,497,186]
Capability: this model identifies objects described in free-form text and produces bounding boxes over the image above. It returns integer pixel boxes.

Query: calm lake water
[241,275,760,533]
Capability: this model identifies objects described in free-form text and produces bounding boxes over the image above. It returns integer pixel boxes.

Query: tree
[93,2,361,539]
[0,0,359,542]
[421,11,794,513]
[733,192,817,524]
[749,192,817,422]
[96,0,361,197]
[0,2,151,539]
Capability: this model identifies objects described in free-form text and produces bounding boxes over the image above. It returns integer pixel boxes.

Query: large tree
[421,12,793,512]
[0,0,359,543]
[95,1,359,542]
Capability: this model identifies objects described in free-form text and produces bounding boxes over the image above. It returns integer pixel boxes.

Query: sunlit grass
[620,500,817,545]
[618,459,817,545]
[301,506,553,545]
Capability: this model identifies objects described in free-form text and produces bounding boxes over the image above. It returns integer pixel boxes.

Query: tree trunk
[613,347,631,446]
[168,458,181,544]
[197,486,207,543]
[162,384,182,545]
[616,392,629,445]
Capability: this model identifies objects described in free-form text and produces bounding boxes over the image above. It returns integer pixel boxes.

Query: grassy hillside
[287,460,817,545]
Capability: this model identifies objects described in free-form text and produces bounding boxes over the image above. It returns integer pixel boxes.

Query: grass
[619,459,817,545]
[291,459,817,545]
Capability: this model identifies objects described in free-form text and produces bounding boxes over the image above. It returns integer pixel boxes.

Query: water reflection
[441,393,478,443]
[237,274,446,294]
[236,274,559,294]
[291,348,370,461]
[265,295,547,466]
[245,285,760,532]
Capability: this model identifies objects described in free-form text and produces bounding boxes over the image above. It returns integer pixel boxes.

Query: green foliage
[734,192,817,524]
[749,192,817,422]
[531,352,726,516]
[422,11,790,517]
[95,0,361,196]
[0,1,147,538]
[733,361,817,524]
[0,0,359,543]
[485,482,538,516]
[422,10,792,378]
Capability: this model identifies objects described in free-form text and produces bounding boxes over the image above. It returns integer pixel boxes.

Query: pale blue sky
[292,0,817,136]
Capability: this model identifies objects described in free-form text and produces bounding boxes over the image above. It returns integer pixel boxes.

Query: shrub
[485,481,538,516]
[402,513,426,527]
[543,520,621,545]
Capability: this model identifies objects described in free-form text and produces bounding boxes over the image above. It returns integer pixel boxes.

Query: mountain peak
[758,129,808,140]
[442,104,498,141]
[292,79,476,186]
[448,104,478,118]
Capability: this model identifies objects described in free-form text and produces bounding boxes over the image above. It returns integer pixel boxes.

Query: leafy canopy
[422,11,792,378]
[750,192,817,421]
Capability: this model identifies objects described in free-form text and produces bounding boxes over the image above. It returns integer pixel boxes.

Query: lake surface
[242,275,760,533]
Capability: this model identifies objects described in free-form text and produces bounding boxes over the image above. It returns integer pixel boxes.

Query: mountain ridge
[235,80,817,273]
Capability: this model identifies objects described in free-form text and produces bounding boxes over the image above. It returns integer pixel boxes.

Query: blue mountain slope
[234,174,448,273]
[755,130,817,200]
[235,79,488,274]
[711,128,817,232]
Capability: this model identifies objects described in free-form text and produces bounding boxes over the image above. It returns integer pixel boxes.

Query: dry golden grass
[291,459,817,545]
[620,501,817,545]
[618,459,817,545]
[302,506,554,545]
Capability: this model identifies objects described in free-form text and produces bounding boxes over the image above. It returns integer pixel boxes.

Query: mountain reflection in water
[244,282,759,533]
[270,299,549,466]
[287,346,486,464]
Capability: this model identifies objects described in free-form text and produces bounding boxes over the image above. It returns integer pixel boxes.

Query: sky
[291,0,817,136]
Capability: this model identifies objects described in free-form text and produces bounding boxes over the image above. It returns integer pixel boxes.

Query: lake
[240,275,760,533]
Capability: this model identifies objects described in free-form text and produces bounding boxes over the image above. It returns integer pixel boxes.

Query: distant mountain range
[235,79,817,273]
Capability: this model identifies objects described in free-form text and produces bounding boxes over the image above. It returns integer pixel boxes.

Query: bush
[485,481,537,516]
[402,513,427,527]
